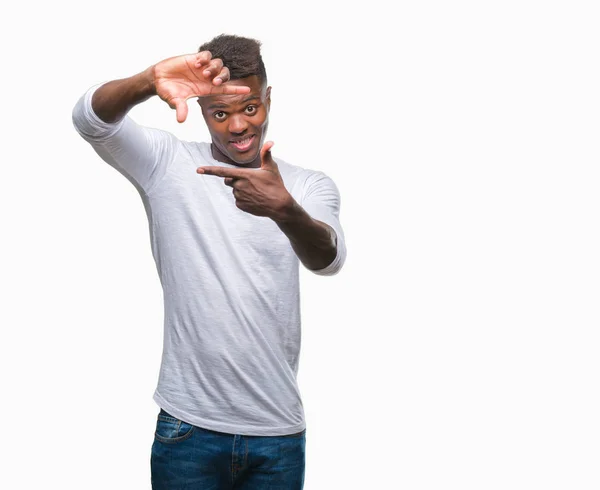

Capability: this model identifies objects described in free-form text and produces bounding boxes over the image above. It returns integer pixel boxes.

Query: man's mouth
[230,135,255,152]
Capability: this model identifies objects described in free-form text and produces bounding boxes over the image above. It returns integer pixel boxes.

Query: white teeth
[233,136,252,146]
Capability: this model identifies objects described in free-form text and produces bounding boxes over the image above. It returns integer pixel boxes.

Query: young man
[72,34,346,489]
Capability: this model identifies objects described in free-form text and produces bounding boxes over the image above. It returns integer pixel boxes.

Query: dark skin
[196,75,337,271]
[197,75,270,168]
[91,51,251,124]
[91,50,336,272]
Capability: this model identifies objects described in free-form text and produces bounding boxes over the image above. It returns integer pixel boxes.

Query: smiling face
[198,75,271,168]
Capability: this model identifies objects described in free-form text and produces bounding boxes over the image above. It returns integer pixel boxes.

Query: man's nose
[228,114,248,134]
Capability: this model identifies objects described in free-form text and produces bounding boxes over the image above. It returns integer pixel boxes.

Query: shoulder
[299,168,340,198]
[272,155,305,179]
[176,140,215,164]
[273,156,337,189]
[273,154,341,208]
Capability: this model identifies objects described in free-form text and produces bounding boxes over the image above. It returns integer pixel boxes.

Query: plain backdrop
[2,0,599,489]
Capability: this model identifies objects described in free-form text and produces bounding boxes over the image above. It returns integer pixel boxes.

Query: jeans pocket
[154,409,196,444]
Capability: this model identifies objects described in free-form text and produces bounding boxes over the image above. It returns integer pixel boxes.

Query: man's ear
[266,86,272,110]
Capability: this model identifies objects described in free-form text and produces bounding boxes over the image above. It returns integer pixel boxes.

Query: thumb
[260,141,275,169]
[174,99,188,123]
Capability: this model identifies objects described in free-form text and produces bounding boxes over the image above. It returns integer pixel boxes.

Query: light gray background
[2,0,599,488]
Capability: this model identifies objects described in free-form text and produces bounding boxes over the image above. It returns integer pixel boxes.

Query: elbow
[309,243,346,276]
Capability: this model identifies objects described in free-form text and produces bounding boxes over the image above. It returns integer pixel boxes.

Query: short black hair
[199,34,267,84]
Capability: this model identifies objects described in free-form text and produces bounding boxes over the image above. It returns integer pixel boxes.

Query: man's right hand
[152,51,250,123]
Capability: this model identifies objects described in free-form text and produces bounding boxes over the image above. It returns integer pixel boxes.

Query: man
[72,34,346,489]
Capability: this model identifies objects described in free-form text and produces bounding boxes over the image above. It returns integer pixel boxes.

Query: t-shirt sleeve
[71,83,178,195]
[300,170,347,276]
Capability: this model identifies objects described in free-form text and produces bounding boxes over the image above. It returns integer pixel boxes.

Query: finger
[197,166,248,178]
[213,67,230,85]
[195,50,212,66]
[203,59,224,79]
[260,141,275,169]
[213,84,252,95]
[172,98,188,123]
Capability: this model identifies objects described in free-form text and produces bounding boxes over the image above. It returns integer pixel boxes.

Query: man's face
[198,75,271,168]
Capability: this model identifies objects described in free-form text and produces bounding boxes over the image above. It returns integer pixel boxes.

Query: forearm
[92,66,156,123]
[273,198,338,271]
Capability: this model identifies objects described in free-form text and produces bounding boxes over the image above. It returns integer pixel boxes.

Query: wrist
[141,65,157,97]
[272,194,302,224]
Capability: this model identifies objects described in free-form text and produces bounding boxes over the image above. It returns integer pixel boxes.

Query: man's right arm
[72,52,251,194]
[72,71,178,196]
[91,66,156,124]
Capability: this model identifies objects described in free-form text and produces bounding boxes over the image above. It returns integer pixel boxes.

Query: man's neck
[211,143,261,168]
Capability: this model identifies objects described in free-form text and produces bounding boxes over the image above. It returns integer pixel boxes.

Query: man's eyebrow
[207,95,261,110]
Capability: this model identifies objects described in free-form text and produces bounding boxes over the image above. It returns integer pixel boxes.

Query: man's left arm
[272,172,346,276]
[196,142,347,275]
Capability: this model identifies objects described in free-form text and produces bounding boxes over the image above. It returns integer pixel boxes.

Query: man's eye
[245,105,257,114]
[214,111,226,120]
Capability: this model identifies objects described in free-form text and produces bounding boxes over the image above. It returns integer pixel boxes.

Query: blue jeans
[151,408,306,489]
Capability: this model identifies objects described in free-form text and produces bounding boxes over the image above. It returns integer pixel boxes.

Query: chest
[153,162,297,266]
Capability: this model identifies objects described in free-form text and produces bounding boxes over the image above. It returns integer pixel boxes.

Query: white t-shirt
[72,85,346,436]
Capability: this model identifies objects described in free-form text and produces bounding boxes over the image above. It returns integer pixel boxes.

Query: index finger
[208,84,252,96]
[197,166,250,178]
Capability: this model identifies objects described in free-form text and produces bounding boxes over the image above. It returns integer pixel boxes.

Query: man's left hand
[196,141,293,221]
